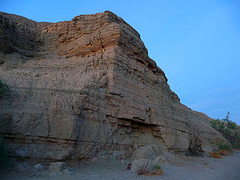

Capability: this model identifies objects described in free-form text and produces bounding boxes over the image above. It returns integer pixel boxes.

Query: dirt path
[1,150,240,180]
[162,150,240,180]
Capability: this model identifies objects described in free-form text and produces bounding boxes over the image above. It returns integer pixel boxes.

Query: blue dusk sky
[1,0,240,124]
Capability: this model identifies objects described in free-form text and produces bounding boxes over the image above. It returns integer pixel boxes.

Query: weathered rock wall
[0,11,226,161]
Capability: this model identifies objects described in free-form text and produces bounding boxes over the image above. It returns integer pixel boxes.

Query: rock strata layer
[0,11,226,161]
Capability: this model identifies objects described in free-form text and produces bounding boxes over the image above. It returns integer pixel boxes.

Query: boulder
[48,162,65,173]
[34,163,43,170]
[131,155,167,172]
[62,169,74,175]
[150,156,167,167]
[130,159,150,172]
[130,144,161,161]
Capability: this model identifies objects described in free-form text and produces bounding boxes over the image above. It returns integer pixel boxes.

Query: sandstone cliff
[0,11,226,161]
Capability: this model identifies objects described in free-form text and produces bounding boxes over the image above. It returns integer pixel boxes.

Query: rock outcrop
[0,11,226,161]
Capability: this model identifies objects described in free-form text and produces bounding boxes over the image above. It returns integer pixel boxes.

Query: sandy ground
[1,150,240,180]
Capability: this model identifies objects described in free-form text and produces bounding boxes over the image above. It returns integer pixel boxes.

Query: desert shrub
[138,164,163,176]
[209,152,222,159]
[149,169,163,176]
[137,166,150,175]
[232,131,240,148]
[218,150,229,156]
[227,121,237,130]
[218,142,232,152]
[210,119,217,129]
[152,164,161,170]
[150,164,163,176]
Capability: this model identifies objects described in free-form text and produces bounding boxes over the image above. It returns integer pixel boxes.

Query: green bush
[210,119,217,129]
[152,164,161,170]
[227,121,237,130]
[218,142,232,152]
[232,131,240,148]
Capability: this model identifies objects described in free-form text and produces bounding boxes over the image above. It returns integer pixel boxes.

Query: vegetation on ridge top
[210,112,240,149]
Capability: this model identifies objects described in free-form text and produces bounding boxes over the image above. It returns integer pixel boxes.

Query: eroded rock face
[0,11,226,161]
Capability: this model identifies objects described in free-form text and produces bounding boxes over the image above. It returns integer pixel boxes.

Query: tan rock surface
[0,11,227,161]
